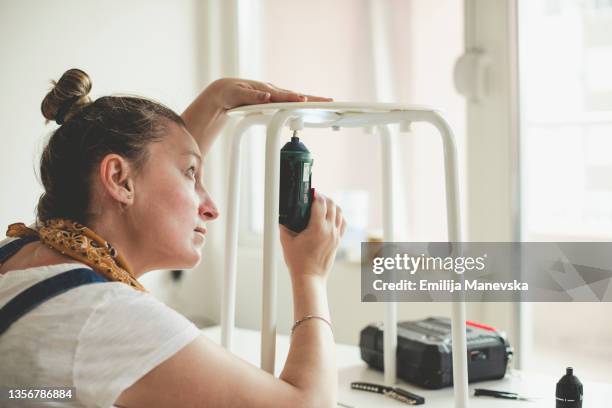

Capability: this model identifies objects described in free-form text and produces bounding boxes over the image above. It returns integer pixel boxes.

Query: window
[521,0,612,238]
[519,0,612,383]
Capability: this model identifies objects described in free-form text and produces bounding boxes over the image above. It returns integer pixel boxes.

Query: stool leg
[429,111,469,408]
[261,111,292,373]
[379,124,398,386]
[222,117,264,351]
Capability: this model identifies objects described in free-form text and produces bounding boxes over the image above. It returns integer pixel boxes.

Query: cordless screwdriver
[279,130,314,233]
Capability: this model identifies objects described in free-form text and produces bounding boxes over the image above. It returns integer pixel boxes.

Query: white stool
[221,102,469,408]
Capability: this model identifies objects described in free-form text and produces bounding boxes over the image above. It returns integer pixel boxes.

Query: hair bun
[41,68,93,125]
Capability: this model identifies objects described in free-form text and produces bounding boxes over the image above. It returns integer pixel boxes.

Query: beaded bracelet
[291,315,333,336]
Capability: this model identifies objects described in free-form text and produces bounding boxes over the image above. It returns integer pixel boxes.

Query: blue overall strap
[0,238,109,336]
[0,236,40,263]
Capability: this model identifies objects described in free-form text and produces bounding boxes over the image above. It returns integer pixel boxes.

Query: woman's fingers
[235,85,306,105]
[269,91,306,103]
[279,224,297,241]
[223,78,333,109]
[306,190,326,231]
[215,78,334,110]
[325,196,336,223]
[228,86,271,108]
[271,89,333,102]
[301,94,334,102]
[339,218,347,237]
[250,82,305,103]
[266,83,333,103]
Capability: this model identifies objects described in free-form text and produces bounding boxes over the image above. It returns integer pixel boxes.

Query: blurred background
[1,0,611,383]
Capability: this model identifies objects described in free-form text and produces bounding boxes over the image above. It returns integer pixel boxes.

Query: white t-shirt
[0,244,201,408]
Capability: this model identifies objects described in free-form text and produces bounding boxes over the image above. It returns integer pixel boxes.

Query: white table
[202,326,612,407]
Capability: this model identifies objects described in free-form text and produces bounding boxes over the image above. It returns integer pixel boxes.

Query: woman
[0,68,346,407]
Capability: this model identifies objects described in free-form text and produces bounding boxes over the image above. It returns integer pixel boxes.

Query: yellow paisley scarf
[5,218,147,292]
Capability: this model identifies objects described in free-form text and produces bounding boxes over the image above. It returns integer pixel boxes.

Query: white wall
[0,0,218,325]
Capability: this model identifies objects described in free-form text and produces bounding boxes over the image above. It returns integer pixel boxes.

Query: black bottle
[556,367,583,408]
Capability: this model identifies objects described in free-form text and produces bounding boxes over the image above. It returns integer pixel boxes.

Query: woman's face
[127,121,218,271]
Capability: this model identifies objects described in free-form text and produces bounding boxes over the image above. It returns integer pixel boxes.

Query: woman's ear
[124,179,135,200]
[98,154,135,205]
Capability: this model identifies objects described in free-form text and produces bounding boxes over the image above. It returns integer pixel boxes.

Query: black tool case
[359,317,513,389]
